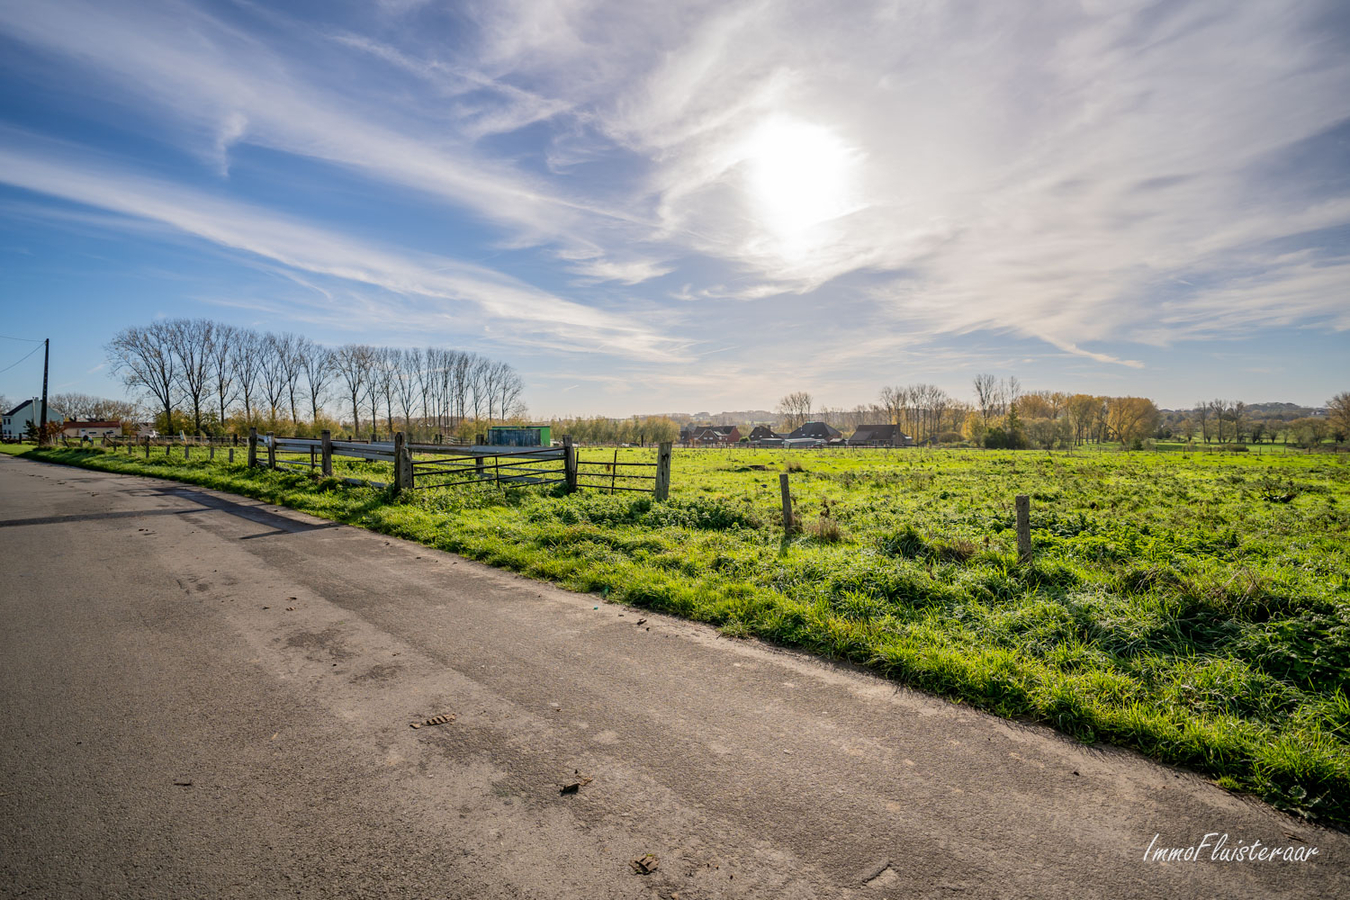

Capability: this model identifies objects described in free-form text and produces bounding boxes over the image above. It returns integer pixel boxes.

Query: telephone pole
[38,338,49,445]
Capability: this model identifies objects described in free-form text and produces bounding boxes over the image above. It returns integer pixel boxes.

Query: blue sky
[1,0,1347,417]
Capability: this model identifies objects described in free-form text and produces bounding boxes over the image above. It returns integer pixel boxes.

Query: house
[746,425,781,445]
[848,424,913,447]
[689,425,742,445]
[785,421,842,441]
[62,420,123,442]
[2,399,65,440]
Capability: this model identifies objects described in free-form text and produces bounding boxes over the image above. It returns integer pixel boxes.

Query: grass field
[8,441,1349,826]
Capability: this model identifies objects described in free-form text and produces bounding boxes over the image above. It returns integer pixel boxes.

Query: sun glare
[741,116,858,251]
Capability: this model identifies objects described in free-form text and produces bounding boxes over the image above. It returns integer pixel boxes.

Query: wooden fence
[103,429,673,499]
[575,442,672,496]
[256,430,672,499]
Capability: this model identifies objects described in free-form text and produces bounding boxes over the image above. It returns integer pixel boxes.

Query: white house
[62,420,122,441]
[2,399,65,440]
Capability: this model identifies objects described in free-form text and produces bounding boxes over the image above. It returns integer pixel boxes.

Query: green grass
[9,441,1350,826]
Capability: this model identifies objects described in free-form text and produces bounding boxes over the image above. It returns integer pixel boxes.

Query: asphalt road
[1,454,1345,899]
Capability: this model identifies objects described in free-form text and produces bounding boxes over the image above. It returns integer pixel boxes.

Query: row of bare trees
[106,319,525,437]
[49,392,140,422]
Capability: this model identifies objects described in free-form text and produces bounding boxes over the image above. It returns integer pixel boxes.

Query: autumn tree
[1103,397,1160,446]
[1064,394,1103,446]
[1328,392,1350,443]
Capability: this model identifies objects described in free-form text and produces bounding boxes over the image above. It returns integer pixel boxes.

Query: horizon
[1,1,1348,417]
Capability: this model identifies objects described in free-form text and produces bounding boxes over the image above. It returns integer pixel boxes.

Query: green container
[486,425,552,447]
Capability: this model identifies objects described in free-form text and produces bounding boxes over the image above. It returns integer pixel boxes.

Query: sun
[741,116,858,251]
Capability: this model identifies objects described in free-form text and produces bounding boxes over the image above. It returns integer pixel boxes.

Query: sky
[0,0,1347,418]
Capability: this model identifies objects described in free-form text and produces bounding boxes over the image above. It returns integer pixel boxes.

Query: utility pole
[38,338,49,445]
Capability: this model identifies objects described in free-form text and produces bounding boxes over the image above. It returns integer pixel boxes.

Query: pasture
[9,442,1349,825]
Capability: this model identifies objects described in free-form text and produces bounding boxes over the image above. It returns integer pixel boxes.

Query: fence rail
[104,429,673,499]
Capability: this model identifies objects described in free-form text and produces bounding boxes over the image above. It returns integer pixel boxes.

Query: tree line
[105,319,526,439]
[776,380,1349,449]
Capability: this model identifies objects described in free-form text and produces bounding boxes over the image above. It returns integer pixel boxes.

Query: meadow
[8,441,1349,826]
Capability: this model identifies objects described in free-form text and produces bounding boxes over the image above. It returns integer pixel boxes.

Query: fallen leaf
[630,854,659,875]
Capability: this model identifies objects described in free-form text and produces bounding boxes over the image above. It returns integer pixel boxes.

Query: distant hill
[656,410,778,425]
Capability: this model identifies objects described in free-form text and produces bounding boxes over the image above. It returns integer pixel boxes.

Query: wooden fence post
[1016,494,1032,564]
[321,430,332,477]
[655,442,672,500]
[392,432,411,494]
[780,473,797,533]
[209,445,215,461]
[228,448,234,463]
[563,436,577,493]
[144,437,150,459]
[184,445,190,461]
[266,432,276,469]
[248,428,258,467]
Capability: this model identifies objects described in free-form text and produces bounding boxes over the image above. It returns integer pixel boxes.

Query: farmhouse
[689,425,741,445]
[785,421,842,442]
[62,420,122,441]
[746,425,781,443]
[848,424,913,447]
[2,399,65,440]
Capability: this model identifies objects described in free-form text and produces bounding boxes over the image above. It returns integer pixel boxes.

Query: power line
[0,334,44,343]
[0,343,43,375]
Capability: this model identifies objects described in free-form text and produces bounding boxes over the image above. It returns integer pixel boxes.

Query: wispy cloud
[0,137,677,360]
[465,0,1350,353]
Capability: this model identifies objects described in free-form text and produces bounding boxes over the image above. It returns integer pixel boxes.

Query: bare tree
[395,348,421,436]
[1194,400,1210,443]
[468,354,491,424]
[1001,376,1022,418]
[230,329,265,426]
[51,393,139,422]
[972,374,999,427]
[272,332,305,425]
[480,359,504,424]
[107,323,177,432]
[259,333,289,425]
[373,347,399,434]
[167,318,214,435]
[878,386,904,429]
[332,344,372,435]
[295,338,333,425]
[495,362,525,422]
[777,391,813,431]
[209,323,238,428]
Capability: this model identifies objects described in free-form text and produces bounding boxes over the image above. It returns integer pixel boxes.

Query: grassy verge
[8,442,1349,827]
